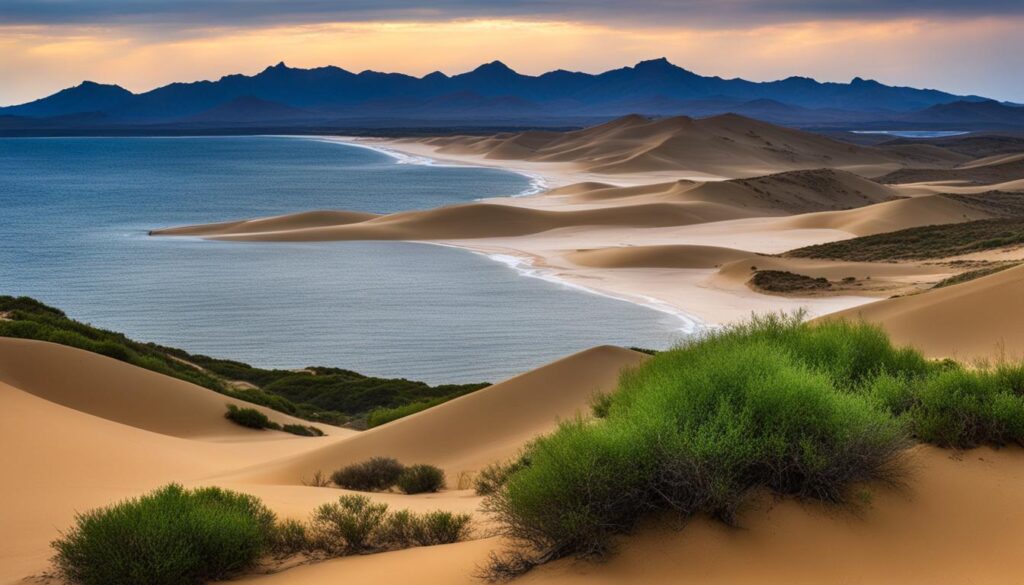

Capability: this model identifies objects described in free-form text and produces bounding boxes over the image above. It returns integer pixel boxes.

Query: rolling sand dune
[542,169,898,215]
[154,210,379,237]
[777,194,994,236]
[223,346,647,485]
[409,114,945,178]
[0,338,341,439]
[233,445,1024,585]
[566,245,753,269]
[0,342,644,583]
[153,201,760,242]
[826,263,1024,361]
[878,151,1024,185]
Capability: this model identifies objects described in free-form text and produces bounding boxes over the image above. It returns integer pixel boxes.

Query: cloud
[2,0,1023,28]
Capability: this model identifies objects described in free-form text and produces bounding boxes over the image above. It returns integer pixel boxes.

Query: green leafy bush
[309,497,471,554]
[225,404,278,430]
[483,315,914,578]
[398,464,446,494]
[281,423,325,437]
[331,457,406,491]
[51,484,275,585]
[310,495,390,554]
[474,455,531,496]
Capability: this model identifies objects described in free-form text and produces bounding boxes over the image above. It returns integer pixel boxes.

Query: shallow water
[0,136,688,383]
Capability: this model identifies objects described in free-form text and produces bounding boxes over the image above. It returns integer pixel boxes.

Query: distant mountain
[8,81,133,118]
[900,100,1024,126]
[0,58,1016,131]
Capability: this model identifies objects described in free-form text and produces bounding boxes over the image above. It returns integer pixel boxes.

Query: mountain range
[3,58,1023,132]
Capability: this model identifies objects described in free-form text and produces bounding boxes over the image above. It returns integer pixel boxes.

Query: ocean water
[0,136,689,383]
[851,130,969,138]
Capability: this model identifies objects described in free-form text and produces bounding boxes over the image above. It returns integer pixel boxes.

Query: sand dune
[566,245,753,270]
[0,338,341,439]
[233,446,1024,585]
[543,169,898,215]
[0,342,645,583]
[827,263,1024,361]
[410,114,945,178]
[879,150,1024,185]
[154,201,760,242]
[777,194,994,236]
[223,346,647,485]
[153,210,379,237]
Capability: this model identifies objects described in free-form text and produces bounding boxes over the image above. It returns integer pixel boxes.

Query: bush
[310,495,390,554]
[270,519,310,557]
[474,455,532,496]
[899,366,1024,448]
[225,404,278,430]
[409,511,473,545]
[308,496,471,554]
[51,484,275,585]
[282,423,325,437]
[589,392,613,418]
[398,464,446,494]
[483,315,913,578]
[331,457,406,491]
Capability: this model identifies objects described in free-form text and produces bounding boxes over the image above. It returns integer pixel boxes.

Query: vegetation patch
[331,457,406,491]
[397,464,447,494]
[224,405,324,436]
[931,262,1020,289]
[481,315,1024,580]
[309,495,471,554]
[750,270,831,292]
[51,486,472,585]
[785,218,1024,262]
[0,295,488,427]
[52,484,276,585]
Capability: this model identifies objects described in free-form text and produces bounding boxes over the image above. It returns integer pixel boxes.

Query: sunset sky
[2,1,1023,106]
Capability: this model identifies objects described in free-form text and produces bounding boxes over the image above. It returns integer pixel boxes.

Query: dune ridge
[826,263,1024,361]
[409,114,957,178]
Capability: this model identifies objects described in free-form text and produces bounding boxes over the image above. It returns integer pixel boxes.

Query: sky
[2,1,1023,106]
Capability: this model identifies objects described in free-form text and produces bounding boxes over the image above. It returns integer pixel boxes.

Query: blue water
[0,136,686,383]
[852,130,969,138]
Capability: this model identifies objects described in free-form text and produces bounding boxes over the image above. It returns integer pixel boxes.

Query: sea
[0,136,692,383]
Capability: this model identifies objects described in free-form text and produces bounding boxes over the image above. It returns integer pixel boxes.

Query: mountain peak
[634,57,679,71]
[472,60,517,75]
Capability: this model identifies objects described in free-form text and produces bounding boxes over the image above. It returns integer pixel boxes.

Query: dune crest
[409,114,955,178]
[826,263,1024,361]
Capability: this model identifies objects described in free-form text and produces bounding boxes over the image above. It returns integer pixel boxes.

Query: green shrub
[484,315,912,577]
[270,519,310,557]
[408,511,473,546]
[905,367,1024,447]
[309,495,391,554]
[282,423,325,437]
[331,457,406,491]
[51,484,275,585]
[474,455,532,496]
[398,464,446,494]
[310,497,471,554]
[589,392,613,418]
[225,404,279,430]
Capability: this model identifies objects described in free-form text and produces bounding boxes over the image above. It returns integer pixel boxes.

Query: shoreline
[329,136,881,325]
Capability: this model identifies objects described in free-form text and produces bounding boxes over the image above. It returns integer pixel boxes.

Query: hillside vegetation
[483,315,1024,579]
[0,296,486,426]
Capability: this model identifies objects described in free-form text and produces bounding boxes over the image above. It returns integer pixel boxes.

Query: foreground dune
[0,338,342,439]
[0,341,642,584]
[222,345,647,485]
[231,446,1024,585]
[827,263,1024,361]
